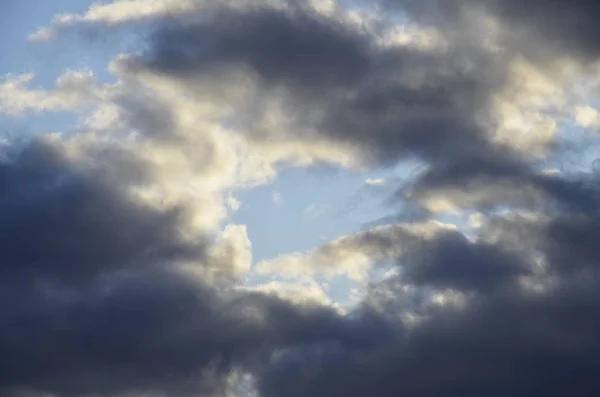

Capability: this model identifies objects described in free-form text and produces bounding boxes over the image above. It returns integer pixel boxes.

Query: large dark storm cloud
[5,1,600,397]
[1,266,384,397]
[259,278,600,397]
[0,139,387,397]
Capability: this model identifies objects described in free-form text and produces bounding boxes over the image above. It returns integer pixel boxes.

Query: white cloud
[29,0,201,40]
[376,24,447,51]
[227,195,242,212]
[575,105,600,128]
[366,178,386,186]
[0,70,100,115]
[468,213,484,229]
[28,0,305,41]
[272,192,284,207]
[236,278,338,309]
[491,58,579,157]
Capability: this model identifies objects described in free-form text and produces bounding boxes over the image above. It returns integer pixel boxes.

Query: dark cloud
[259,275,600,397]
[130,0,571,217]
[385,0,600,63]
[258,205,600,396]
[402,230,531,292]
[545,210,600,275]
[405,156,600,213]
[144,6,372,89]
[0,140,203,289]
[254,186,600,397]
[480,0,600,61]
[130,2,511,166]
[0,267,379,397]
[0,138,392,397]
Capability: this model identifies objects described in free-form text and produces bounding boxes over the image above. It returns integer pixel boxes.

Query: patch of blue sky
[234,158,426,307]
[0,0,120,140]
[233,158,423,265]
[544,121,600,175]
[0,0,98,80]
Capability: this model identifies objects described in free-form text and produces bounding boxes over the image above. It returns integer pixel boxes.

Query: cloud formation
[3,0,600,396]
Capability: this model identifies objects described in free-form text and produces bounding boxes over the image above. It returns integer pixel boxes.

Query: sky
[2,0,600,396]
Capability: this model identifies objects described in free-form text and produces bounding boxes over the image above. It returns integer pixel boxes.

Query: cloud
[271,191,283,206]
[0,139,206,290]
[117,1,497,166]
[402,154,600,214]
[5,0,600,396]
[0,135,369,397]
[256,207,600,397]
[236,279,337,309]
[259,279,600,397]
[255,221,456,281]
[575,105,600,129]
[1,268,364,397]
[28,0,203,41]
[208,224,253,276]
[118,0,589,216]
[227,195,242,212]
[475,0,600,61]
[0,70,100,115]
[365,178,386,186]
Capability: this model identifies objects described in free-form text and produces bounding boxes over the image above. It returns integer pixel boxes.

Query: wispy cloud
[272,191,284,206]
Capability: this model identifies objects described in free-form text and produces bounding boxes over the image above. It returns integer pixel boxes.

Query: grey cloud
[259,238,600,397]
[7,1,600,396]
[0,140,204,289]
[288,281,600,397]
[256,172,600,397]
[130,0,564,217]
[129,2,511,166]
[480,0,600,61]
[1,268,375,397]
[479,206,600,277]
[545,210,600,275]
[402,231,531,292]
[0,139,392,397]
[349,221,532,292]
[386,0,600,63]
[143,6,372,89]
[406,156,600,213]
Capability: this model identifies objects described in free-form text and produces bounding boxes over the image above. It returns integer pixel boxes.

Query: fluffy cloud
[0,70,101,115]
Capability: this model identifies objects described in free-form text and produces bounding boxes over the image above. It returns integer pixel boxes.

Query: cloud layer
[3,0,600,396]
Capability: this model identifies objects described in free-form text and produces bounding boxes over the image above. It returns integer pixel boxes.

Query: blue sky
[0,0,105,139]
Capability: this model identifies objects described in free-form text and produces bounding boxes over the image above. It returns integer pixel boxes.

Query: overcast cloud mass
[2,0,600,396]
